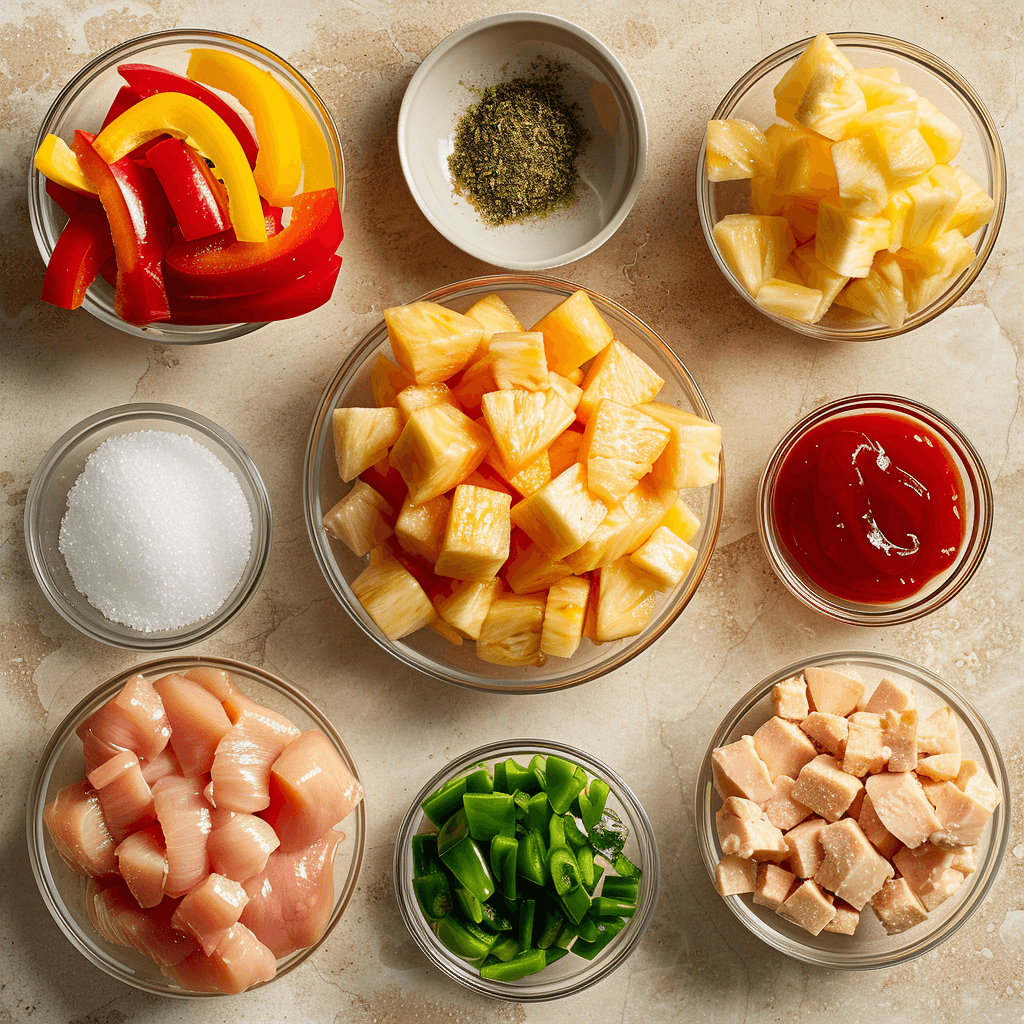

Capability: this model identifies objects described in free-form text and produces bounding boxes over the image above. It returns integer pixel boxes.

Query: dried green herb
[448,62,590,227]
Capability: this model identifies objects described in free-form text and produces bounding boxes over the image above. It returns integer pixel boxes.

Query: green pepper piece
[613,852,641,880]
[493,760,507,792]
[435,913,497,960]
[463,792,514,842]
[578,778,609,832]
[517,898,536,951]
[440,834,496,902]
[575,912,599,943]
[516,830,549,886]
[504,758,539,794]
[489,935,519,962]
[464,766,494,793]
[558,881,591,924]
[454,886,484,923]
[528,753,547,789]
[489,834,518,901]
[576,845,595,889]
[548,846,581,896]
[555,920,578,949]
[591,896,636,918]
[545,946,569,966]
[548,813,567,851]
[601,876,640,901]
[412,872,451,921]
[421,776,469,827]
[544,755,587,815]
[586,863,605,895]
[479,947,547,981]
[563,814,589,850]
[571,918,625,960]
[437,807,470,857]
[478,900,513,933]
[412,833,442,877]
[536,903,564,949]
[526,791,550,833]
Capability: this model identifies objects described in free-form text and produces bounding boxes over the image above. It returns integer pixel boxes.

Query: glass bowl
[26,655,367,997]
[757,393,992,625]
[696,32,1005,340]
[25,403,273,650]
[28,28,345,343]
[695,651,1010,969]
[303,273,725,693]
[393,738,659,1000]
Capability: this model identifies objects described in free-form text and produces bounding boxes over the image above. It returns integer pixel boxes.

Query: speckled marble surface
[2,1,1022,1021]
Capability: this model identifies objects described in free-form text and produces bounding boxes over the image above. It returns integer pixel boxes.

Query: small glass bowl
[393,739,659,1000]
[26,656,367,997]
[28,28,345,343]
[25,403,273,649]
[696,32,1006,340]
[303,273,725,693]
[757,393,992,626]
[695,651,1010,969]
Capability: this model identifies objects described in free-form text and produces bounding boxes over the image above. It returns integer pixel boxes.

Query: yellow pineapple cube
[389,404,491,503]
[394,382,461,421]
[351,548,436,640]
[755,277,825,323]
[547,429,584,477]
[540,576,591,659]
[899,164,962,249]
[427,617,464,646]
[794,61,867,141]
[547,372,583,413]
[531,290,615,375]
[853,68,918,109]
[774,32,855,124]
[484,444,552,497]
[333,406,402,482]
[831,136,889,216]
[947,167,995,237]
[712,214,796,297]
[476,594,546,667]
[765,124,838,199]
[815,200,889,277]
[594,557,658,642]
[370,353,412,408]
[489,331,550,391]
[916,97,962,163]
[384,301,483,384]
[658,496,701,543]
[576,340,665,424]
[435,484,511,581]
[791,241,849,313]
[482,388,575,474]
[894,229,976,314]
[834,251,906,328]
[566,368,584,386]
[873,125,936,183]
[777,197,820,244]
[705,118,772,181]
[436,578,500,639]
[451,354,496,417]
[842,99,920,139]
[395,494,451,563]
[629,525,698,591]
[510,463,607,560]
[638,402,722,489]
[580,399,671,506]
[322,481,394,557]
[465,293,523,349]
[505,537,573,595]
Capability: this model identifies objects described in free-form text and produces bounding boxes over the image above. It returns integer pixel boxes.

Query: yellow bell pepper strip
[34,135,98,195]
[284,88,336,193]
[93,92,268,244]
[186,48,305,207]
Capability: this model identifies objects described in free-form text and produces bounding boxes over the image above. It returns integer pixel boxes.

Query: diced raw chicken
[115,824,168,908]
[714,854,757,896]
[715,796,789,861]
[803,666,865,717]
[791,754,863,822]
[776,879,836,936]
[771,676,810,720]
[240,831,344,958]
[208,810,280,883]
[171,872,250,955]
[784,817,827,878]
[154,674,232,778]
[799,712,848,757]
[78,674,171,772]
[711,734,776,807]
[864,771,942,848]
[139,745,183,786]
[842,717,885,777]
[152,775,213,897]
[823,899,861,935]
[857,793,901,859]
[184,666,239,702]
[162,923,276,994]
[752,862,798,910]
[752,716,817,781]
[814,818,894,910]
[43,779,118,878]
[870,876,929,934]
[893,844,963,910]
[928,780,996,847]
[87,880,197,966]
[882,709,918,772]
[263,731,363,852]
[763,775,812,831]
[88,750,156,842]
[863,676,915,715]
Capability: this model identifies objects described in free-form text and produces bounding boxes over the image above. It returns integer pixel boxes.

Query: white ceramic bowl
[398,12,647,270]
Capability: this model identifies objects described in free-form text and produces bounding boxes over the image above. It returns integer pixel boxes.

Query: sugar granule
[59,430,254,632]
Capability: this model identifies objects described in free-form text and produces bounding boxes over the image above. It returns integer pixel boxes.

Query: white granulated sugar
[59,430,254,632]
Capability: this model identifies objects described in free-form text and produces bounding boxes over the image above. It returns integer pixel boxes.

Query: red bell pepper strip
[46,178,104,218]
[99,257,118,288]
[163,187,342,297]
[101,85,142,129]
[40,213,115,310]
[166,254,341,324]
[118,63,259,169]
[73,129,173,324]
[146,137,230,241]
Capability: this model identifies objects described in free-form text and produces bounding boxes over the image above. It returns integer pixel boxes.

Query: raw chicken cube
[776,880,837,936]
[814,818,894,910]
[714,854,757,896]
[43,779,118,879]
[172,872,250,955]
[88,880,196,966]
[163,923,276,994]
[791,754,863,822]
[715,796,788,861]
[752,862,798,910]
[823,899,861,935]
[752,716,818,780]
[711,734,776,806]
[152,775,213,898]
[863,676,915,715]
[87,750,156,842]
[803,666,865,716]
[764,775,812,831]
[115,824,168,909]
[870,877,929,934]
[784,818,827,878]
[864,771,942,849]
[799,712,849,757]
[208,809,281,883]
[154,674,232,778]
[771,676,810,720]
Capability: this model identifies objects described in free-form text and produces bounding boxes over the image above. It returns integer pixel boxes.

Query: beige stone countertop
[2,1,1022,1021]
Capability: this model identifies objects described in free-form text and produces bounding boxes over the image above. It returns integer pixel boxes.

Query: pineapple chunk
[566,368,584,386]
[436,578,500,639]
[842,99,920,139]
[582,576,602,643]
[428,617,464,645]
[464,293,523,347]
[947,167,995,237]
[755,277,825,324]
[351,548,436,640]
[791,240,849,314]
[873,126,936,183]
[815,201,889,277]
[705,118,772,181]
[395,494,451,563]
[916,97,962,163]
[774,32,855,124]
[712,214,796,296]
[835,251,907,329]
[510,463,607,560]
[576,340,665,424]
[370,353,412,408]
[505,537,573,595]
[540,576,591,659]
[531,290,615,375]
[322,481,394,557]
[658,496,701,543]
[482,388,575,474]
[794,61,867,141]
[484,444,551,497]
[899,163,961,249]
[831,136,889,216]
[451,354,496,417]
[638,402,722,489]
[765,124,838,198]
[389,404,491,503]
[476,594,546,667]
[547,372,583,413]
[547,429,584,477]
[384,301,483,384]
[853,68,918,109]
[489,331,550,391]
[435,484,511,581]
[594,557,658,642]
[333,406,402,482]
[629,525,698,590]
[580,399,671,506]
[394,382,460,421]
[894,229,976,314]
[777,197,820,245]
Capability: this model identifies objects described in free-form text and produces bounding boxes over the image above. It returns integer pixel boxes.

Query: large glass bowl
[303,274,725,693]
[28,28,345,343]
[696,33,1005,340]
[393,739,659,1000]
[26,656,367,997]
[695,651,1010,969]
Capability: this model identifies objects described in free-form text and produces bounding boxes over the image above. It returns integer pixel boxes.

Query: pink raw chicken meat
[78,674,171,773]
[88,879,197,967]
[88,750,156,842]
[208,808,280,882]
[263,731,364,852]
[43,779,118,878]
[171,872,250,955]
[184,666,239,701]
[163,923,277,994]
[240,830,344,958]
[139,745,182,786]
[115,824,168,908]
[154,674,232,777]
[152,775,213,897]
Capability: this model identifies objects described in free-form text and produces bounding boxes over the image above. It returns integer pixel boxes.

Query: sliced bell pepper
[118,62,259,168]
[488,936,519,962]
[590,896,637,919]
[517,898,536,951]
[40,212,114,310]
[46,179,103,218]
[412,872,452,922]
[164,187,341,297]
[73,130,172,324]
[479,947,548,982]
[34,134,98,195]
[536,903,565,949]
[578,777,609,832]
[411,832,442,877]
[516,830,549,887]
[434,914,496,961]
[489,834,518,901]
[439,831,496,903]
[548,847,582,897]
[464,767,494,794]
[146,137,230,240]
[462,792,514,843]
[571,917,624,960]
[544,755,587,815]
[454,887,484,924]
[557,882,592,925]
[599,875,639,901]
[101,85,141,129]
[93,92,267,243]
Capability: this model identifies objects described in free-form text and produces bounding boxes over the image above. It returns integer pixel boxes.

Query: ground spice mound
[448,62,590,227]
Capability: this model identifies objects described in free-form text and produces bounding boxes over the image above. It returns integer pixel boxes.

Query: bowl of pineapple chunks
[697,32,1005,339]
[304,275,724,692]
